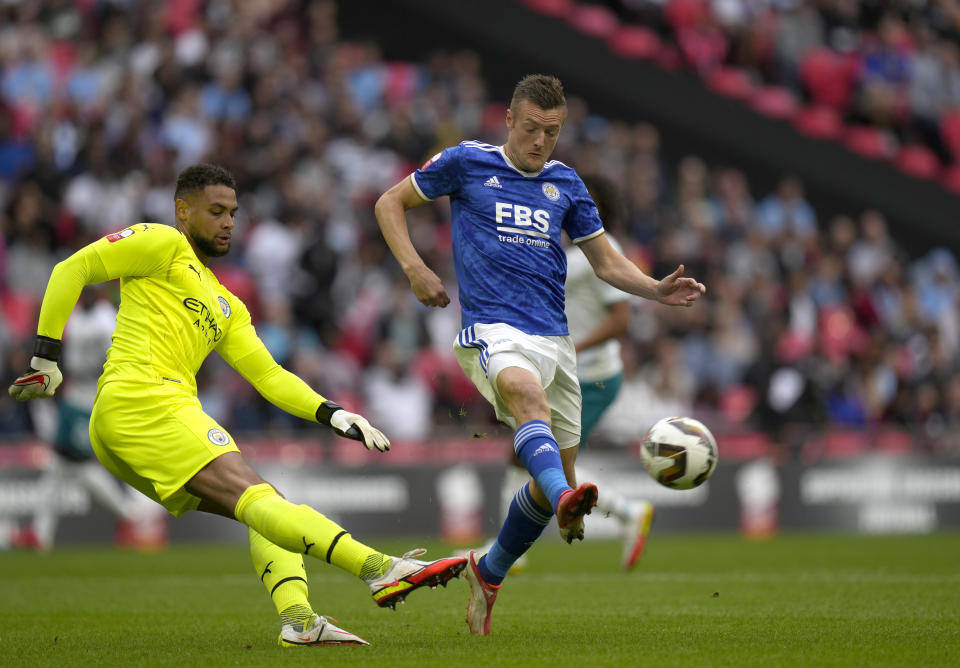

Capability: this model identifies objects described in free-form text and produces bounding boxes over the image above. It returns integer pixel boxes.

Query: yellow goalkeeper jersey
[36,223,325,421]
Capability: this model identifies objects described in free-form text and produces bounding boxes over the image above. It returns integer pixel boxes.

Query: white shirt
[63,299,117,410]
[564,235,629,382]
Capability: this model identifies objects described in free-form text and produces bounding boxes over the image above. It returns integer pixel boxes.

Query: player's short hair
[174,163,236,200]
[510,74,566,112]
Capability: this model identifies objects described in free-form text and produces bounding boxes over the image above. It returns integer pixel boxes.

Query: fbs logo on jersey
[106,228,135,243]
[421,151,442,170]
[207,428,230,446]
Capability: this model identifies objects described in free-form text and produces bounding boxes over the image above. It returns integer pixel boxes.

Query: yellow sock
[249,528,312,622]
[236,483,391,580]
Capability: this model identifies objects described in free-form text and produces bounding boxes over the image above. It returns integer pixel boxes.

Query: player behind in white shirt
[11,287,150,551]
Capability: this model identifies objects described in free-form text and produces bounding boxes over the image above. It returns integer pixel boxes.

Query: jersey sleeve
[35,244,110,340]
[409,144,463,201]
[215,295,327,422]
[564,175,605,244]
[89,223,181,279]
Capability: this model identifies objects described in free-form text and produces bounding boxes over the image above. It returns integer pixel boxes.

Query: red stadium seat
[939,164,960,194]
[567,3,620,39]
[664,0,708,31]
[654,44,684,70]
[939,109,960,163]
[719,385,758,425]
[875,429,915,454]
[800,47,857,111]
[894,144,941,180]
[1,290,39,340]
[715,431,771,460]
[793,105,843,140]
[824,430,869,457]
[842,125,894,160]
[520,0,574,18]
[705,66,754,100]
[749,85,800,120]
[608,26,661,60]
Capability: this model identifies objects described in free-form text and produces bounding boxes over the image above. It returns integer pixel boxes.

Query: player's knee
[500,376,549,416]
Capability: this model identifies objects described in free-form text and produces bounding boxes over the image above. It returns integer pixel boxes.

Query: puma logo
[260,560,274,582]
[187,264,201,280]
[302,537,315,555]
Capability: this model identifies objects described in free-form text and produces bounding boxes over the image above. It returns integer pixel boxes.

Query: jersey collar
[498,145,543,177]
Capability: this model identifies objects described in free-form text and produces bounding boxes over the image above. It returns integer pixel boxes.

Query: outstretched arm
[375,176,450,307]
[578,233,706,307]
[9,224,179,400]
[8,245,111,400]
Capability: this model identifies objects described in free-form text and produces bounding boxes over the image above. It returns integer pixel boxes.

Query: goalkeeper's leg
[188,453,466,608]
[249,528,369,646]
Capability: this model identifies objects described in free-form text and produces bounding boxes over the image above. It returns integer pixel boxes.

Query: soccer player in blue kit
[375,74,706,635]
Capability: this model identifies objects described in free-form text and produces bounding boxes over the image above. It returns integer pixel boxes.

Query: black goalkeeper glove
[8,336,63,401]
[316,400,391,452]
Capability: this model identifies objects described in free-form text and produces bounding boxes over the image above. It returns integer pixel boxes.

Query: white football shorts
[453,322,582,448]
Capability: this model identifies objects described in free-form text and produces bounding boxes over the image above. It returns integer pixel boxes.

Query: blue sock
[478,482,552,585]
[513,420,570,511]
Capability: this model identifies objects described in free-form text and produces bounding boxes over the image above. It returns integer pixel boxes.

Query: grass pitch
[1,532,958,667]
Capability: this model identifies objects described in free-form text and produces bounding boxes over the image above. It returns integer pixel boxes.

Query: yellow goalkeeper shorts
[89,379,240,517]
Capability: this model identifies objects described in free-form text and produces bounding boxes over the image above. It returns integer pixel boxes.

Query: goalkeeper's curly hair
[174,163,237,200]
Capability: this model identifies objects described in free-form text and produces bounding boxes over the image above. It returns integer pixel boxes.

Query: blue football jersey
[411,140,604,336]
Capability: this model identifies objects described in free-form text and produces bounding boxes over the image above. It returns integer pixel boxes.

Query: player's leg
[454,326,594,634]
[249,528,368,646]
[189,453,466,609]
[76,460,136,521]
[578,373,654,569]
[496,365,582,514]
[92,382,465,613]
[492,456,534,573]
[17,453,64,551]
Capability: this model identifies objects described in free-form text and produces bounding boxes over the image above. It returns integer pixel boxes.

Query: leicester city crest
[542,182,560,201]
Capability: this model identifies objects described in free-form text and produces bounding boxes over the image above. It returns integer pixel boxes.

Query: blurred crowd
[599,0,960,166]
[1,0,958,456]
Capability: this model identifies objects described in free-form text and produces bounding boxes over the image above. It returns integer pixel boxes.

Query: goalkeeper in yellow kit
[8,164,466,647]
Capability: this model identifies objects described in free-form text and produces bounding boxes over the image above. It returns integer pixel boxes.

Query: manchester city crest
[218,295,231,318]
[207,428,230,445]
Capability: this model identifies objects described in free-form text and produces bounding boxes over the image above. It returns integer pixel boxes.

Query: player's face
[505,100,566,172]
[178,185,238,261]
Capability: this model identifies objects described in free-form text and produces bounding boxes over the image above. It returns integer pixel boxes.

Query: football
[640,416,718,490]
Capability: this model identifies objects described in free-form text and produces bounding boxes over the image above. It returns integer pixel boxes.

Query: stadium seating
[607,26,661,60]
[793,105,844,140]
[894,145,941,180]
[749,86,800,121]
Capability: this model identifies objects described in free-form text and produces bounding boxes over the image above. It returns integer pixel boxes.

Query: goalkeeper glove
[316,400,391,452]
[8,336,63,401]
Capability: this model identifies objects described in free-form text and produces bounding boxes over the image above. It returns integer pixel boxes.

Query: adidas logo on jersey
[484,176,502,188]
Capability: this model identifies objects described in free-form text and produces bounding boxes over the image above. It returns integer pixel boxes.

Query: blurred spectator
[755,176,817,241]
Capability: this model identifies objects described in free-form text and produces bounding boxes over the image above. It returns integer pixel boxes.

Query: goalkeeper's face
[179,185,238,261]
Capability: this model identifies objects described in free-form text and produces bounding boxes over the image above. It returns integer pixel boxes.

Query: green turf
[1,533,958,667]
